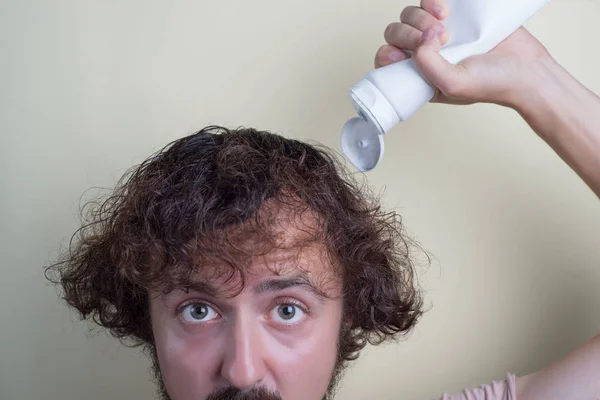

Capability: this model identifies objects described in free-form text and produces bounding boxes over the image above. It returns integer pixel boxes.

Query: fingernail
[432,6,444,18]
[420,28,436,42]
[433,25,446,37]
[387,49,405,62]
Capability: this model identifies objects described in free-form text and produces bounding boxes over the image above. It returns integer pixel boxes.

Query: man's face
[148,218,344,400]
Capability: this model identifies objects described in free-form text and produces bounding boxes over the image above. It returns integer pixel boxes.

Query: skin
[149,211,344,400]
[376,0,600,398]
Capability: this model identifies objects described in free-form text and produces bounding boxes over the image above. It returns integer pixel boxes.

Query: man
[48,1,600,399]
[50,123,423,400]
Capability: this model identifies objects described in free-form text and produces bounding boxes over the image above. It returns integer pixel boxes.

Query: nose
[220,313,267,389]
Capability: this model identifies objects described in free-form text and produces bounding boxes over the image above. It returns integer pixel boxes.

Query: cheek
[269,303,343,399]
[152,318,222,399]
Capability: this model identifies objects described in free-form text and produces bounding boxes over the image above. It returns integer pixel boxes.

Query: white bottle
[341,0,552,172]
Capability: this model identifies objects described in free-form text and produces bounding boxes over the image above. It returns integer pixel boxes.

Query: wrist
[503,52,600,198]
[507,54,567,119]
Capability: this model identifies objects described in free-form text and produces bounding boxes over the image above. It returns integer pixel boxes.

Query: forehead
[174,203,341,296]
[197,238,338,296]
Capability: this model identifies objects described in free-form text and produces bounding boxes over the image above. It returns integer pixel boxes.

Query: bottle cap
[349,79,400,135]
[341,117,384,172]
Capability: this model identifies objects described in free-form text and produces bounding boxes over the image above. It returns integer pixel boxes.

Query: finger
[374,45,410,68]
[399,6,450,44]
[400,6,439,30]
[420,0,449,20]
[413,29,468,98]
[384,22,422,52]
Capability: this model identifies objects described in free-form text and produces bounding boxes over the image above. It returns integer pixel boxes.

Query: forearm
[512,57,600,198]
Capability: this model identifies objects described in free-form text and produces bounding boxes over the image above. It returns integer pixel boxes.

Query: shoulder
[433,374,516,400]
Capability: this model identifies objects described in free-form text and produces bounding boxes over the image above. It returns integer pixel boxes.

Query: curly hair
[46,126,424,364]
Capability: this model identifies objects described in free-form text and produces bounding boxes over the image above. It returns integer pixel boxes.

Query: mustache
[205,386,283,400]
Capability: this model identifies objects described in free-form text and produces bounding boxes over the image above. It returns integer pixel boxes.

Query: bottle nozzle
[341,117,384,172]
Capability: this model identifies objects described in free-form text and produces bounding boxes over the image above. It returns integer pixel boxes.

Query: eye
[181,302,219,323]
[270,303,306,324]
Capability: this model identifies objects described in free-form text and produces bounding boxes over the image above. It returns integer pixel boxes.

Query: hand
[375,0,553,108]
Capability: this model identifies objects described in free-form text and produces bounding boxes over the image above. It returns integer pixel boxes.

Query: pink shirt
[434,374,516,400]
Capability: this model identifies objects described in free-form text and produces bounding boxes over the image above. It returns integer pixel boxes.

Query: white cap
[341,117,384,172]
[348,79,400,135]
[341,79,396,172]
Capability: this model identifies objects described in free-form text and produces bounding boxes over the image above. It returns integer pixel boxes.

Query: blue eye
[278,305,296,320]
[181,303,219,323]
[271,304,305,324]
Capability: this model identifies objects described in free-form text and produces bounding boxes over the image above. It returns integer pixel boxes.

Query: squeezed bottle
[341,0,553,172]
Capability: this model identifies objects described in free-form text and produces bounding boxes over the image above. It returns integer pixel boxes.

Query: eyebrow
[178,281,219,297]
[173,275,326,301]
[253,275,326,301]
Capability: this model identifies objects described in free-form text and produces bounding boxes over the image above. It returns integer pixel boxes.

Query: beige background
[1,0,599,399]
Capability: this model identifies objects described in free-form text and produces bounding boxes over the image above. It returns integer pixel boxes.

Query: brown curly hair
[46,126,423,366]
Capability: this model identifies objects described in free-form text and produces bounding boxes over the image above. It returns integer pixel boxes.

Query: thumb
[413,28,468,99]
